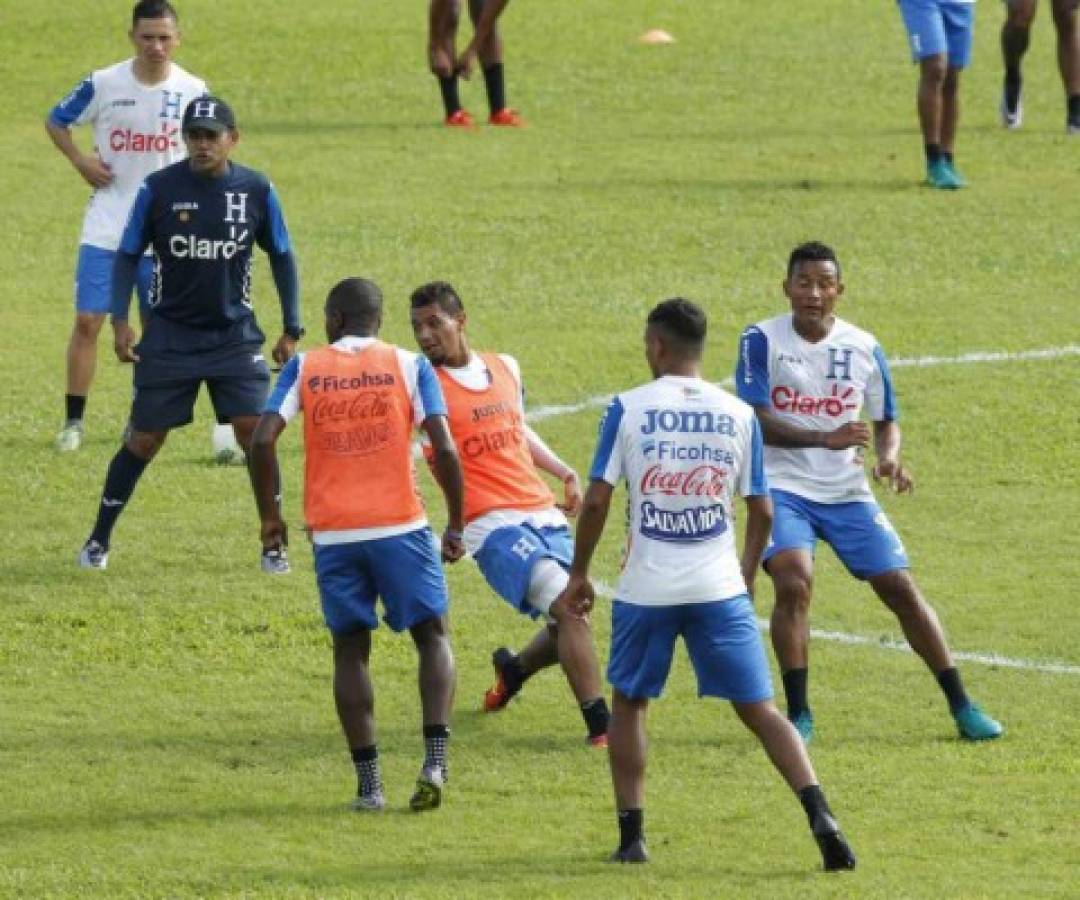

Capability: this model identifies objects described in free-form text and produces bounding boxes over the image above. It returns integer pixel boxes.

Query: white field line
[589,583,1080,676]
[524,345,1080,678]
[525,344,1080,423]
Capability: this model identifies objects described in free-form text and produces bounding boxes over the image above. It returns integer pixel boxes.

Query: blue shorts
[607,596,773,702]
[130,339,270,431]
[764,489,909,580]
[898,0,975,67]
[473,523,572,617]
[313,528,449,636]
[75,244,153,315]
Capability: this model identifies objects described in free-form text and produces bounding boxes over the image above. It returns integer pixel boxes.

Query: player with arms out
[429,0,522,126]
[77,96,303,572]
[409,282,609,747]
[735,241,1003,744]
[48,1,206,452]
[558,299,856,870]
[999,0,1080,132]
[251,277,465,813]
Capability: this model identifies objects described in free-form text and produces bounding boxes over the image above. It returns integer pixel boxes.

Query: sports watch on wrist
[284,325,305,340]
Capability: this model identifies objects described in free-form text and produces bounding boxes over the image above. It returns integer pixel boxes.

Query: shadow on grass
[547,176,917,195]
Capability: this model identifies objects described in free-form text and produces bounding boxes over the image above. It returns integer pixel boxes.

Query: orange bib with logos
[299,342,424,531]
[437,353,554,524]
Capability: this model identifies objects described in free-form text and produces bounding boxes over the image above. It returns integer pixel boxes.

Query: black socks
[90,445,149,547]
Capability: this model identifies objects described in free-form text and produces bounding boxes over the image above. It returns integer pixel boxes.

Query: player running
[77,96,303,571]
[48,1,206,452]
[252,277,465,813]
[558,298,856,869]
[999,0,1080,132]
[429,0,523,126]
[409,282,610,747]
[735,241,1003,744]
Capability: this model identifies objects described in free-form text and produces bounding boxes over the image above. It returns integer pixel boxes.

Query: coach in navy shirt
[78,96,304,571]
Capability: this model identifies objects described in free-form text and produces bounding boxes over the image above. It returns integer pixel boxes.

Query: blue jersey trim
[735,327,770,407]
[748,416,768,496]
[265,186,291,255]
[872,345,898,421]
[118,182,153,255]
[416,357,448,419]
[50,76,95,127]
[588,396,624,483]
[265,355,301,414]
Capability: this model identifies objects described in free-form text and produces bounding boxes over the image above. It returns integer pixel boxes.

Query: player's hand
[112,320,140,363]
[272,334,298,367]
[454,43,479,79]
[558,573,596,618]
[75,153,113,189]
[557,471,583,518]
[873,459,914,494]
[441,527,466,563]
[260,517,288,551]
[824,421,870,450]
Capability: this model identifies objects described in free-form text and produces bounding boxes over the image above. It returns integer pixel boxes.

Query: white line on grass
[590,583,1080,676]
[525,344,1080,423]
[523,345,1080,678]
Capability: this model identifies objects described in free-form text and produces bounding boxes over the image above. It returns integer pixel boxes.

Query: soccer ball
[212,423,246,466]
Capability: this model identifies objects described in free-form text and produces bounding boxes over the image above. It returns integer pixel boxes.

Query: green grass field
[2,0,1078,896]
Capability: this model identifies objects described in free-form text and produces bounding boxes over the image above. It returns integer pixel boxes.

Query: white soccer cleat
[78,539,108,570]
[56,421,84,453]
[212,423,246,466]
[260,546,290,575]
[1000,93,1023,130]
[349,793,386,813]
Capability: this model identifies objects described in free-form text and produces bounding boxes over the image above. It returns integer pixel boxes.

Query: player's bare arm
[753,405,870,450]
[525,424,582,516]
[422,414,467,562]
[557,478,613,617]
[45,119,113,189]
[872,420,914,493]
[250,412,289,550]
[740,494,773,599]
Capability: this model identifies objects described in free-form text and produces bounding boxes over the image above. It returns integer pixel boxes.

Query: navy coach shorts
[130,342,270,431]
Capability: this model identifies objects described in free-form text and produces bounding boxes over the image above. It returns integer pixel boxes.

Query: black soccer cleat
[483,647,521,712]
[812,812,856,871]
[609,838,649,863]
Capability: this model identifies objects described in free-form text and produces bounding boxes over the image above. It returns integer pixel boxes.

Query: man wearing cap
[77,95,304,573]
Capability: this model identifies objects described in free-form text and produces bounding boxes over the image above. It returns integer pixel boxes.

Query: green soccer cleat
[790,710,814,744]
[408,765,444,812]
[944,160,967,188]
[953,703,1003,741]
[926,159,963,190]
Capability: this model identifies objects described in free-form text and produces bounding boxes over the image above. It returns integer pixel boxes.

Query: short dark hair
[132,1,178,27]
[646,298,707,352]
[409,281,465,316]
[787,241,841,279]
[326,277,382,333]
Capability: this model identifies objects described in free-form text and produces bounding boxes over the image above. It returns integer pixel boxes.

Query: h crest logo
[190,99,217,121]
[160,90,184,120]
[827,348,853,381]
[510,538,536,561]
[224,192,248,224]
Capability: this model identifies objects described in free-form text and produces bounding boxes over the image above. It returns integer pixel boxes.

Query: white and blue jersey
[49,60,206,251]
[736,314,897,504]
[590,375,767,607]
[115,160,295,351]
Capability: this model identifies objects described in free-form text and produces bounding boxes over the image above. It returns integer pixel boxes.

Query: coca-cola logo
[312,390,390,426]
[640,464,726,498]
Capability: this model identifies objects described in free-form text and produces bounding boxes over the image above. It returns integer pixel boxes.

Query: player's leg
[939,3,973,185]
[607,689,649,863]
[409,615,455,810]
[314,540,385,810]
[58,245,114,451]
[762,491,819,740]
[429,0,472,125]
[468,0,521,125]
[732,700,856,871]
[484,625,557,710]
[1051,0,1080,131]
[1001,0,1038,128]
[869,569,1003,740]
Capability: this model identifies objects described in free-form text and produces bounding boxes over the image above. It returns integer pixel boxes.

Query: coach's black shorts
[130,343,270,431]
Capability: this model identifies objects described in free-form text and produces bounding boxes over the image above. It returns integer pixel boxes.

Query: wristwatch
[284,325,305,340]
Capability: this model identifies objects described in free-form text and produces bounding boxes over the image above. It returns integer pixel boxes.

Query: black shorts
[130,343,270,431]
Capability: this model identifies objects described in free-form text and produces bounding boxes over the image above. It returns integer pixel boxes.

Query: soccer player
[558,299,856,870]
[409,282,610,747]
[429,0,522,126]
[896,0,975,189]
[735,241,1004,745]
[48,1,207,452]
[251,277,465,813]
[77,96,303,572]
[999,0,1080,132]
